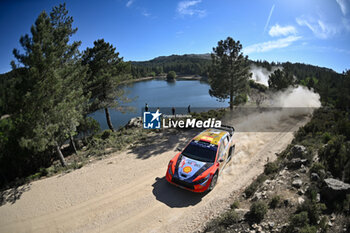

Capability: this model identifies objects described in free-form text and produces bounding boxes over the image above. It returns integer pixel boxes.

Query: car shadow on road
[152,176,206,208]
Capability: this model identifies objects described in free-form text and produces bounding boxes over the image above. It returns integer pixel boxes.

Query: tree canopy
[82,39,130,131]
[268,69,294,90]
[209,37,251,109]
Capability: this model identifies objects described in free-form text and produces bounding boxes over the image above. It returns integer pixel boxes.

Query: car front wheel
[208,173,218,191]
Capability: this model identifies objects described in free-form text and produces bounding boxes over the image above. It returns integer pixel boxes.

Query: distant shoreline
[121,75,207,84]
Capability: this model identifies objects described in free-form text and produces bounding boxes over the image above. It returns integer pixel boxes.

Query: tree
[82,39,130,132]
[166,70,176,81]
[209,37,251,110]
[11,4,87,166]
[268,69,294,90]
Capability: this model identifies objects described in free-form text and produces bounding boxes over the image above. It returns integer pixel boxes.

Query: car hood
[174,155,212,181]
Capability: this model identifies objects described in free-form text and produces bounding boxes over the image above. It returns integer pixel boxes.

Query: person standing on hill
[145,103,149,112]
[188,105,191,114]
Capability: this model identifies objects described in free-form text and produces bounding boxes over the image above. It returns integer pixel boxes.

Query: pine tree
[268,69,294,90]
[12,4,87,166]
[209,37,251,109]
[82,39,130,132]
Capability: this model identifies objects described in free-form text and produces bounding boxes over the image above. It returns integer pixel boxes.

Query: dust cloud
[250,64,282,86]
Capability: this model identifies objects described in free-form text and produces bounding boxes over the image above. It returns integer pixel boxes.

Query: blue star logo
[143,109,162,129]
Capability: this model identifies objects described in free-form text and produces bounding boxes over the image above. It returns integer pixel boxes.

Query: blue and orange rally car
[166,125,235,193]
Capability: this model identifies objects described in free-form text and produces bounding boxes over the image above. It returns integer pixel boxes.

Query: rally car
[165,125,235,193]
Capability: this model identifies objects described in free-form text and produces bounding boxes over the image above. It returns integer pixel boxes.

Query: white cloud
[296,16,339,39]
[336,0,348,15]
[126,0,134,7]
[142,11,151,17]
[177,0,206,17]
[264,4,275,33]
[269,24,297,37]
[244,36,302,54]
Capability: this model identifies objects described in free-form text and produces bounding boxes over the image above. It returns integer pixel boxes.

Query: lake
[90,79,229,130]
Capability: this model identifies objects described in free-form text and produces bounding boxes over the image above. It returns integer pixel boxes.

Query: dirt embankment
[0,106,311,233]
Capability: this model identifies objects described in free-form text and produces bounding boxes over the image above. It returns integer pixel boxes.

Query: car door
[217,134,229,170]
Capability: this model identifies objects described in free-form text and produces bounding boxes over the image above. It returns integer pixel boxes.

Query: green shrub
[244,174,267,198]
[297,200,326,225]
[249,201,268,223]
[290,211,309,228]
[219,210,240,227]
[269,195,281,209]
[322,132,332,143]
[230,200,240,209]
[300,226,317,233]
[166,71,176,81]
[205,210,239,231]
[101,130,113,140]
[309,162,325,179]
[264,161,279,175]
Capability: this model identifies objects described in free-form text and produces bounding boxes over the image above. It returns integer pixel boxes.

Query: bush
[205,210,239,231]
[290,211,309,228]
[309,162,325,179]
[249,201,268,223]
[297,200,326,225]
[269,195,281,209]
[264,161,279,175]
[299,226,317,233]
[166,71,176,81]
[230,200,240,209]
[244,174,267,198]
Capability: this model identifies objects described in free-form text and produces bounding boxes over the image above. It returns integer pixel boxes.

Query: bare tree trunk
[55,142,67,167]
[69,134,78,155]
[105,107,114,132]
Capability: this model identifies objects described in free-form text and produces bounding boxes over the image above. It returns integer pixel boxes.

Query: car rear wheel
[208,173,218,191]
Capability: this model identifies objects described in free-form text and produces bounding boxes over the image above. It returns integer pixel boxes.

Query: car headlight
[168,161,174,175]
[194,174,210,186]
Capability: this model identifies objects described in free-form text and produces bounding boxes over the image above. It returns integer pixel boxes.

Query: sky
[0,0,349,74]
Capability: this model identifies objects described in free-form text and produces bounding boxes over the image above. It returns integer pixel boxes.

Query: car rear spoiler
[214,124,235,136]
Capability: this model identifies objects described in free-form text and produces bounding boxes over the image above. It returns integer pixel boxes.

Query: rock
[253,192,262,201]
[316,193,320,202]
[321,178,350,202]
[287,158,308,169]
[300,166,307,173]
[264,179,271,185]
[311,173,320,182]
[268,222,275,229]
[298,189,305,195]
[283,199,290,207]
[294,173,300,178]
[330,213,336,221]
[292,179,303,188]
[290,145,308,159]
[252,223,258,229]
[124,117,143,128]
[328,221,333,227]
[298,197,305,205]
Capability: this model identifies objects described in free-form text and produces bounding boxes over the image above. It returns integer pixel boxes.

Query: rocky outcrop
[124,117,143,129]
[290,145,307,159]
[321,178,350,202]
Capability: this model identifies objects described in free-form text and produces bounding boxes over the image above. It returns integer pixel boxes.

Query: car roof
[193,128,228,146]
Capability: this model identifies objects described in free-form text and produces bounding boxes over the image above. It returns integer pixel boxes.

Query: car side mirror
[176,147,182,152]
[219,158,224,162]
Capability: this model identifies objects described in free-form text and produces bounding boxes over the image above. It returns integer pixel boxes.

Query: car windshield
[182,140,217,163]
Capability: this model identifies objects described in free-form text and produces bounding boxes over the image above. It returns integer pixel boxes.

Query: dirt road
[0,111,310,233]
